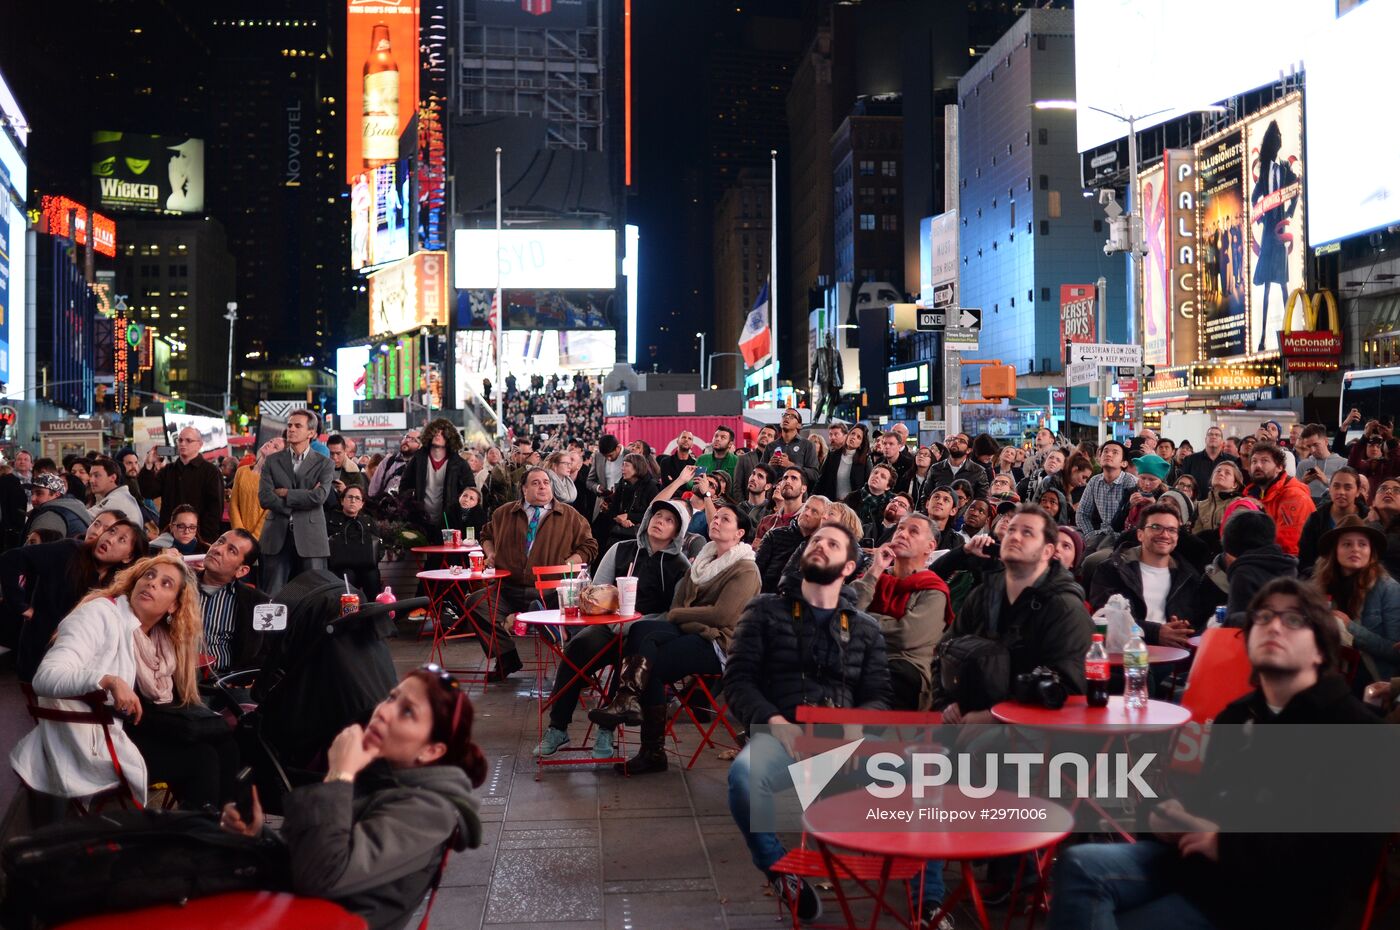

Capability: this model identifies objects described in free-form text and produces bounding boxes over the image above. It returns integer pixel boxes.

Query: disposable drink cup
[469,552,485,573]
[616,576,638,616]
[440,529,454,547]
[339,594,359,617]
[452,529,462,548]
[560,580,581,620]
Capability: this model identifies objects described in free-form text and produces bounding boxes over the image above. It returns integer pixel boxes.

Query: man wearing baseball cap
[23,473,93,540]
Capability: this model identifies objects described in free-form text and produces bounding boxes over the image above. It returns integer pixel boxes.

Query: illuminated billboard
[0,70,24,391]
[1307,0,1398,246]
[1244,96,1305,355]
[92,132,204,214]
[456,289,611,330]
[1165,148,1199,365]
[346,0,418,184]
[350,161,409,271]
[453,228,617,290]
[454,328,615,406]
[1197,128,1247,359]
[368,251,449,336]
[1138,162,1169,367]
[336,345,371,417]
[1074,0,1333,151]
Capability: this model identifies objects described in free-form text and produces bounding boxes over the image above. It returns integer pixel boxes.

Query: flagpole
[494,147,504,439]
[770,148,779,408]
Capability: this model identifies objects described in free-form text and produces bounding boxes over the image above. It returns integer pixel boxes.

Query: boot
[588,655,651,729]
[615,704,668,775]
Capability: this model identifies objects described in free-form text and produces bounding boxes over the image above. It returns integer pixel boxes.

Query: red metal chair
[664,673,740,768]
[18,683,144,815]
[51,891,367,930]
[766,705,945,928]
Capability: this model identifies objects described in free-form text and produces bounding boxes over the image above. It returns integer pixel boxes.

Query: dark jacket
[658,451,698,487]
[1224,544,1298,622]
[1180,449,1239,501]
[1162,675,1382,930]
[755,521,806,594]
[604,474,660,540]
[594,502,690,615]
[279,764,482,930]
[761,433,821,485]
[936,562,1093,702]
[22,495,92,539]
[0,472,29,549]
[138,455,224,543]
[815,450,870,501]
[927,458,989,500]
[326,511,383,572]
[199,577,273,673]
[723,587,892,727]
[898,468,940,513]
[0,540,92,680]
[399,452,472,530]
[1088,547,1199,644]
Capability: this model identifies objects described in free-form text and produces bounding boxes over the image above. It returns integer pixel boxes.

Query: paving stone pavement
[390,631,998,930]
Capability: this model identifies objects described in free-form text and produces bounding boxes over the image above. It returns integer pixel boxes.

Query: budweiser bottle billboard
[362,23,399,168]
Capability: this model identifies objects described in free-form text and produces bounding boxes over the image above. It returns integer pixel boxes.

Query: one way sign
[952,307,981,331]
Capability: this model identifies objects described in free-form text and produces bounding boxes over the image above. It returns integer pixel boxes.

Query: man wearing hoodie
[1217,510,1297,625]
[533,500,691,760]
[85,456,144,527]
[1245,442,1315,556]
[22,473,92,540]
[1089,503,1198,648]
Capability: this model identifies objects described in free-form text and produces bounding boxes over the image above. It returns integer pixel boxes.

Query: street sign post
[916,309,946,332]
[932,284,955,308]
[1073,342,1143,367]
[1067,360,1098,387]
[945,307,981,350]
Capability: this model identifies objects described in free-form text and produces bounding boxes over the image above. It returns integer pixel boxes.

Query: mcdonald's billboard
[1280,287,1342,367]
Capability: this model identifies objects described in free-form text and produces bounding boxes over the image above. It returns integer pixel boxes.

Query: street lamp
[223,302,238,422]
[695,332,706,389]
[1033,100,1226,431]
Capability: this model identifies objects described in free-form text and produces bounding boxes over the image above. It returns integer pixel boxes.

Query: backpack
[934,634,1011,712]
[1,809,289,927]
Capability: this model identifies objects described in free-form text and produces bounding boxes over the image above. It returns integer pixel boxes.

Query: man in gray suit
[258,409,334,595]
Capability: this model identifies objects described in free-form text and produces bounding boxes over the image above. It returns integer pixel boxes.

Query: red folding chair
[18,683,144,815]
[528,564,588,671]
[664,673,740,769]
[766,705,944,929]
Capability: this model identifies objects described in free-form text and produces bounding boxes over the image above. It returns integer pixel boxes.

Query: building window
[1039,174,1049,190]
[1041,288,1050,301]
[1048,191,1062,218]
[881,215,897,231]
[1037,35,1048,51]
[1039,220,1050,235]
[1093,219,1104,233]
[1038,128,1048,145]
[859,213,876,231]
[1009,201,1016,227]
[859,159,875,176]
[881,160,897,177]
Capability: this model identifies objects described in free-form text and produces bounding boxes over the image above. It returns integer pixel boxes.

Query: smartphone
[693,466,708,477]
[234,766,255,821]
[154,445,175,458]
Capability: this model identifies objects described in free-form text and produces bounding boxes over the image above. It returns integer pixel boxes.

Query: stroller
[210,569,427,814]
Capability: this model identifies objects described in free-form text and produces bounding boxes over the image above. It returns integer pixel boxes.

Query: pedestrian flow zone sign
[1072,342,1142,367]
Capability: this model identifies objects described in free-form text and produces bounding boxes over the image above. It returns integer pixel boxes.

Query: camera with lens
[1013,666,1068,709]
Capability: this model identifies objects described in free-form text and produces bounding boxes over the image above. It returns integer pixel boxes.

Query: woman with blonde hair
[230,437,283,540]
[12,552,237,813]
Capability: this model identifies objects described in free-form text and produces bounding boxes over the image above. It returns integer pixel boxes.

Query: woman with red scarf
[850,512,952,711]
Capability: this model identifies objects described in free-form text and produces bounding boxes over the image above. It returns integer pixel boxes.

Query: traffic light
[1104,398,1126,422]
[980,365,1017,400]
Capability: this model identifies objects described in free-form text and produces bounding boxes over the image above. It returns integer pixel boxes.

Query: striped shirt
[1075,470,1138,535]
[200,581,240,673]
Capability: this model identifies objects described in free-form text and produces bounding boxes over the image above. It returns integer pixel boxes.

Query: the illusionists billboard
[1244,96,1305,355]
[346,0,418,184]
[91,132,204,214]
[1197,128,1248,359]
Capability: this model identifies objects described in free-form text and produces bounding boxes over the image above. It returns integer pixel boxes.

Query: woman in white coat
[12,552,207,810]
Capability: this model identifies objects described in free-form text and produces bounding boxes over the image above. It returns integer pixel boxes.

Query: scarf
[869,569,954,631]
[687,540,756,587]
[132,622,176,705]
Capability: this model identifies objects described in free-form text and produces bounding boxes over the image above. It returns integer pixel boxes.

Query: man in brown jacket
[480,467,598,680]
[850,512,952,710]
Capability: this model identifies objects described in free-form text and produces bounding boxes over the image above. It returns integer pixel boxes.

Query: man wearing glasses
[1088,502,1198,648]
[139,426,225,543]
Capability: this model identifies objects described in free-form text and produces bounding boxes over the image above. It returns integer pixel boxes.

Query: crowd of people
[1,404,1396,929]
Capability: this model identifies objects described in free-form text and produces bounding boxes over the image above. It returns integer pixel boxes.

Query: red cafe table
[411,543,484,564]
[1107,645,1191,666]
[802,788,1074,930]
[53,891,366,930]
[515,608,642,776]
[992,696,1191,841]
[415,568,509,690]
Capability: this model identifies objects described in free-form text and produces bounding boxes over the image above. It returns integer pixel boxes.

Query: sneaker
[920,908,955,930]
[592,728,616,759]
[533,727,569,757]
[770,872,822,923]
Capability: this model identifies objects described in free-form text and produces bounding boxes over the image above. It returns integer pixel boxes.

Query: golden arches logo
[1282,288,1340,335]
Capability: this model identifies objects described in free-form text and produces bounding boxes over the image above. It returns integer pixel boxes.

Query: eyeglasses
[1143,524,1179,536]
[419,663,467,740]
[1248,609,1309,630]
[173,522,199,531]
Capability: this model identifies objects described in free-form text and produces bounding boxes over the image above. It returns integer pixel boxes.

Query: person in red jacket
[1245,443,1314,557]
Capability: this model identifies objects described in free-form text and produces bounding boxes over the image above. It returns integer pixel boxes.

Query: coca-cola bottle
[1085,633,1110,708]
[362,23,399,169]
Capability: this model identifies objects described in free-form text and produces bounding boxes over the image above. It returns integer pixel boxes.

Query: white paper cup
[616,576,638,616]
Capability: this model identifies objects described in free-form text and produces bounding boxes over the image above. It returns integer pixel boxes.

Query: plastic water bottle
[1123,625,1150,709]
[375,586,397,605]
[1085,634,1110,708]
